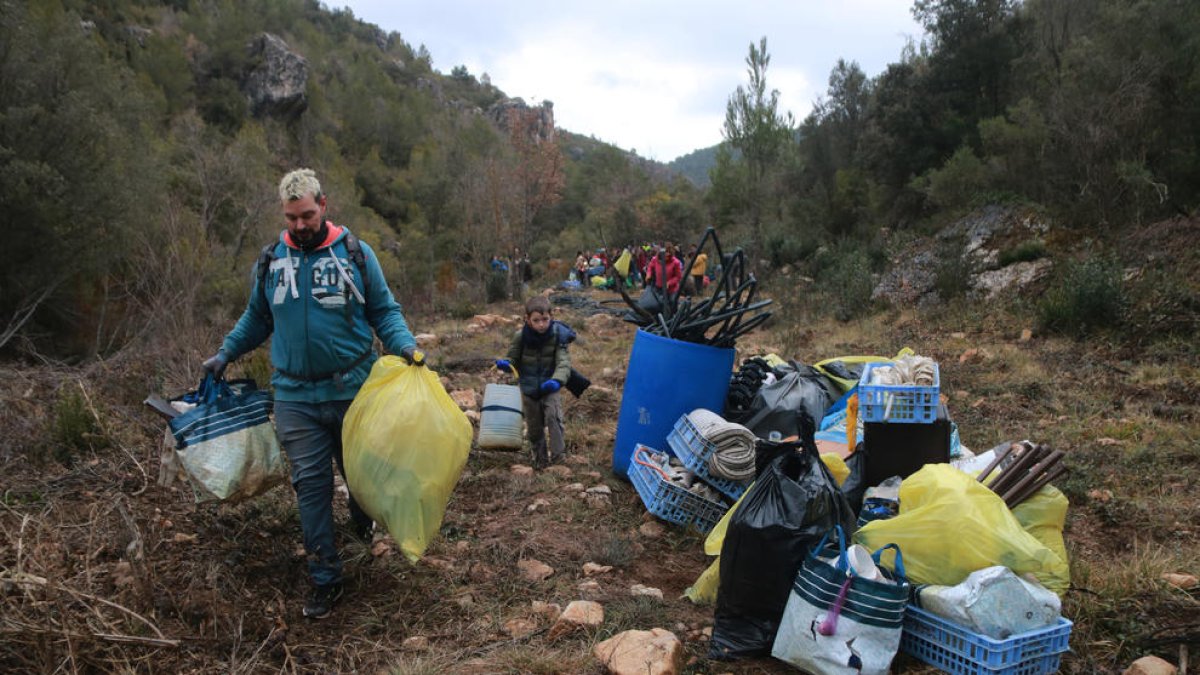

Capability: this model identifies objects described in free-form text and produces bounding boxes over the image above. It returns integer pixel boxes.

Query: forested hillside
[710,0,1200,258]
[0,0,703,360]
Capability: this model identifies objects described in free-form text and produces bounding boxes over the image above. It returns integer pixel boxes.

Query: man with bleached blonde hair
[202,168,422,619]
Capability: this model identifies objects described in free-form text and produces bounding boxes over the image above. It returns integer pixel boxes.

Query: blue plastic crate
[858,361,941,424]
[900,605,1072,674]
[667,414,750,501]
[628,444,728,533]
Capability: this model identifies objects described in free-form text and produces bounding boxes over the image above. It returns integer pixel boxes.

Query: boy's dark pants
[523,391,565,465]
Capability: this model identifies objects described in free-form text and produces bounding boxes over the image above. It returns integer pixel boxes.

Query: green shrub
[814,242,875,322]
[921,145,990,211]
[51,387,104,465]
[485,271,509,303]
[998,239,1048,266]
[443,296,479,320]
[1037,256,1126,337]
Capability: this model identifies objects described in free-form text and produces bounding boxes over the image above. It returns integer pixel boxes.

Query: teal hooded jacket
[220,225,416,402]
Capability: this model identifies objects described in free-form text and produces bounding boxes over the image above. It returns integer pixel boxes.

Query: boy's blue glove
[495,359,512,371]
[539,379,561,394]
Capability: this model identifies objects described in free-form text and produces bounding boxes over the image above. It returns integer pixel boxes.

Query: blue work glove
[202,351,228,379]
[539,379,562,395]
[400,346,425,366]
[495,359,512,372]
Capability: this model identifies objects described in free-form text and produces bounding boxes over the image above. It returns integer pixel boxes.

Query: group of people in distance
[573,242,712,296]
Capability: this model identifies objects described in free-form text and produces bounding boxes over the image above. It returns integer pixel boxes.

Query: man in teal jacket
[203,168,420,619]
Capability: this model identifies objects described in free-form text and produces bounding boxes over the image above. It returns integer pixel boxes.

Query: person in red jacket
[644,245,683,295]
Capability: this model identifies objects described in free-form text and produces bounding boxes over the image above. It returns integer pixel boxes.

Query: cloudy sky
[338,1,924,162]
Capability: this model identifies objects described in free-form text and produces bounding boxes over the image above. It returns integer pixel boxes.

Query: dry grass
[2,271,1198,673]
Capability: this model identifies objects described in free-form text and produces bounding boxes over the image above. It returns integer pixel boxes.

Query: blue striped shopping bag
[771,525,910,674]
[168,375,285,503]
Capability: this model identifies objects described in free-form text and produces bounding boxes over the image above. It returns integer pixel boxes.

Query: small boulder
[586,485,613,496]
[531,600,561,620]
[1123,656,1178,675]
[414,333,439,347]
[504,617,539,638]
[583,562,613,577]
[594,628,683,675]
[546,465,573,477]
[511,465,536,476]
[450,389,478,410]
[563,482,586,492]
[1161,573,1198,590]
[630,583,664,600]
[464,410,480,424]
[549,599,604,639]
[1020,328,1033,342]
[517,558,554,582]
[527,498,551,512]
[578,579,603,598]
[958,347,991,364]
[402,635,430,652]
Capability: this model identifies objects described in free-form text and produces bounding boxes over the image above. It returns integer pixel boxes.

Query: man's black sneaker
[352,519,374,542]
[303,583,343,619]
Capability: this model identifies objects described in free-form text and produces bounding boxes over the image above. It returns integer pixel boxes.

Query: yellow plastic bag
[614,249,632,277]
[813,348,915,393]
[1013,484,1070,570]
[854,464,1070,595]
[820,453,850,487]
[343,356,472,563]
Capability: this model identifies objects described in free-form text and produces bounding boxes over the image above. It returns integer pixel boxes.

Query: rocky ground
[2,216,1198,673]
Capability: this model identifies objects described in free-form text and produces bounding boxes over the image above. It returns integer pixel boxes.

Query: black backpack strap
[255,241,278,323]
[342,232,369,297]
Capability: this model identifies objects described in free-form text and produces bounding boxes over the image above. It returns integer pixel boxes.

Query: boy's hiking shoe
[303,583,343,619]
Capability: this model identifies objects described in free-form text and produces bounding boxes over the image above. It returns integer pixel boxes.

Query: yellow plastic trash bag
[814,348,915,393]
[854,464,1070,595]
[820,453,850,487]
[1013,484,1070,570]
[614,249,632,277]
[685,488,749,604]
[343,356,472,563]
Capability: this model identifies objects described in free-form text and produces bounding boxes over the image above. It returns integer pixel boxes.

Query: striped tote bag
[771,526,910,674]
[169,375,285,503]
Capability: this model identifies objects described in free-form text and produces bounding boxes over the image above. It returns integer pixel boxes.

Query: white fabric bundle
[868,354,937,386]
[687,408,757,481]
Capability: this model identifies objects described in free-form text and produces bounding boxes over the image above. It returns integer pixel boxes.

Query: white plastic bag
[913,566,1061,639]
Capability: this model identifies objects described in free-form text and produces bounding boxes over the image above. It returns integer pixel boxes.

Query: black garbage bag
[751,408,818,478]
[841,442,869,514]
[709,431,856,659]
[741,363,837,440]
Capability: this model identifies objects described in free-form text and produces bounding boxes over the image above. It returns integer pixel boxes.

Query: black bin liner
[709,431,856,659]
[741,363,837,440]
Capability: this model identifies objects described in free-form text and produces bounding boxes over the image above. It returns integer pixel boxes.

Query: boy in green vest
[495,295,571,469]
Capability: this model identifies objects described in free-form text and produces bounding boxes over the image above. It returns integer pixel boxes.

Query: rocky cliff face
[873,205,1054,306]
[243,33,308,120]
[487,98,556,143]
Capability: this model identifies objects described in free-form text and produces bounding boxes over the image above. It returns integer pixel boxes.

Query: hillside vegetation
[1,0,1199,672]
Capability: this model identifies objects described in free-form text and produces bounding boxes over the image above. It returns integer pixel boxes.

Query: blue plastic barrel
[612,330,735,478]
